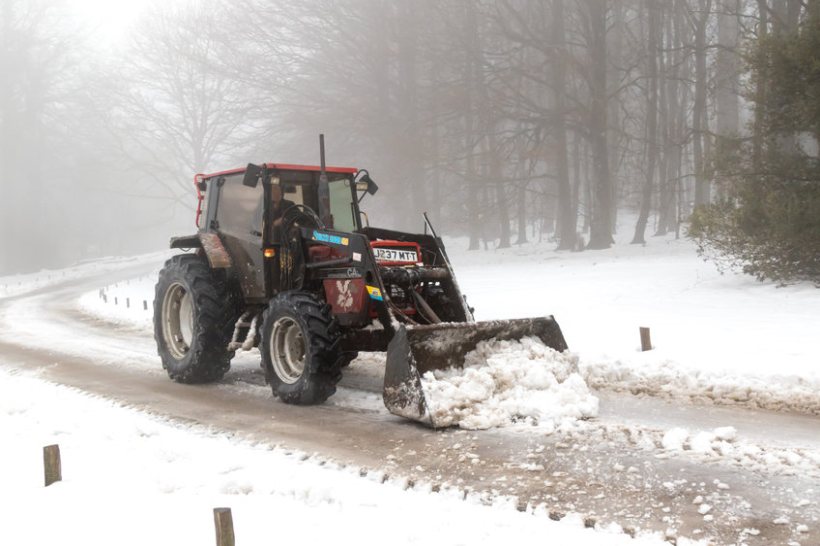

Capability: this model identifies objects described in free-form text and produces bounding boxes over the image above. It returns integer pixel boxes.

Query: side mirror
[243,163,263,187]
[355,171,379,196]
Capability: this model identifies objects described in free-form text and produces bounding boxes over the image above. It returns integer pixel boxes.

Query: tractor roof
[201,163,358,179]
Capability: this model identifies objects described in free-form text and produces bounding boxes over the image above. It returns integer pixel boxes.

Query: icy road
[0,258,818,545]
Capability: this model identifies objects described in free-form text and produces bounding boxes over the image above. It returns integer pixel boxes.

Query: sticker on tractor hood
[366,285,383,301]
[312,230,349,246]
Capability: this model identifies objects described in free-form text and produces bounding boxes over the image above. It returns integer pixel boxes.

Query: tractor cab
[189,163,377,304]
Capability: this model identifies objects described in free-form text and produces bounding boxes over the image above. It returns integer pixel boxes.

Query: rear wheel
[260,291,344,404]
[154,254,235,383]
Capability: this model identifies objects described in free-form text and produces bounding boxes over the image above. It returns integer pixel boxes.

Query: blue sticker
[312,230,349,246]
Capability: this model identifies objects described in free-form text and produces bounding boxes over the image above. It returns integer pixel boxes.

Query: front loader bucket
[383,317,568,427]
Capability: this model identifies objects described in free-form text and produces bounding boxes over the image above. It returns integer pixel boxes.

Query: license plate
[373,247,418,263]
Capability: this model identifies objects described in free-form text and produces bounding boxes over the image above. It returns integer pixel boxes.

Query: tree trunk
[585,0,614,249]
[516,180,528,245]
[693,0,712,208]
[633,0,660,244]
[716,0,741,140]
[607,1,625,234]
[488,132,511,249]
[464,2,481,250]
[752,0,768,171]
[572,131,583,237]
[552,0,576,250]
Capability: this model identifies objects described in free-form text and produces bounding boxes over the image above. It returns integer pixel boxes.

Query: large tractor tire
[260,291,344,404]
[154,254,236,383]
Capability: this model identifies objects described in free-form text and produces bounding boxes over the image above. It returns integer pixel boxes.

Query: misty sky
[67,0,175,44]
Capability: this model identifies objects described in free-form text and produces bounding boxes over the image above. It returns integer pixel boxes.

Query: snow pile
[421,337,599,430]
[651,425,820,477]
[581,357,820,415]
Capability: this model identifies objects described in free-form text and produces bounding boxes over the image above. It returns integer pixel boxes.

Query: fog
[1,0,815,279]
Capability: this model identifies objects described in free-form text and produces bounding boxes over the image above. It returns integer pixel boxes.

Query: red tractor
[154,137,566,426]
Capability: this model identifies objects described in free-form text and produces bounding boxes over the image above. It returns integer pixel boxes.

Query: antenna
[319,134,327,175]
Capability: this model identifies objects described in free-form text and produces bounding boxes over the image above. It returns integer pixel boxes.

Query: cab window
[328,178,357,232]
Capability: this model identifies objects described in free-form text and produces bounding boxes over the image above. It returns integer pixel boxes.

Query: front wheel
[260,291,344,404]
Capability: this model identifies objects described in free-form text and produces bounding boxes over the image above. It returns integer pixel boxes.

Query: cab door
[212,174,266,301]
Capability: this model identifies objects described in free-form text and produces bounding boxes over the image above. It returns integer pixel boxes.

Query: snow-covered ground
[3,225,819,545]
[0,252,169,301]
[78,272,158,330]
[0,366,684,546]
[451,231,820,415]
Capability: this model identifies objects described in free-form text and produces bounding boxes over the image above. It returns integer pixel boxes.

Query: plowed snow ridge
[421,337,599,430]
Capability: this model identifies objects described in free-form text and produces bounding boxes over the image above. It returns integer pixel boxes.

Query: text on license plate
[373,248,418,263]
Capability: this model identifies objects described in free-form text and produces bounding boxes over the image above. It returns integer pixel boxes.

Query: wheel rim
[270,316,306,384]
[162,282,194,360]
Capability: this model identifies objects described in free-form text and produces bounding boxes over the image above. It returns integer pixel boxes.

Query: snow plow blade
[383,317,568,427]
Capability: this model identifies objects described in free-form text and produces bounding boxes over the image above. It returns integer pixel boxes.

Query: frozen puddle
[421,337,599,430]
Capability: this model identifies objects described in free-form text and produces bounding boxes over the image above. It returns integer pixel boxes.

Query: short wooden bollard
[43,444,62,487]
[640,327,652,351]
[214,508,235,546]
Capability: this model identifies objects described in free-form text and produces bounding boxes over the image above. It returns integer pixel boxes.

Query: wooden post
[640,327,652,351]
[143,300,148,311]
[43,444,62,486]
[213,508,235,546]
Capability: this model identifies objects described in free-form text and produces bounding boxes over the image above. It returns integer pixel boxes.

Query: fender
[169,233,232,269]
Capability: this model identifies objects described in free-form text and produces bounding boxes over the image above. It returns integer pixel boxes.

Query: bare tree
[109,1,257,206]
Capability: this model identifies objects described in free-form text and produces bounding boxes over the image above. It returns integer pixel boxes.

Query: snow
[78,272,158,329]
[420,336,598,430]
[3,220,819,545]
[0,253,168,301]
[0,367,682,546]
[662,427,689,451]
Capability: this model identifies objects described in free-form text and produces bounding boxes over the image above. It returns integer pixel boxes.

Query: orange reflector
[264,248,276,258]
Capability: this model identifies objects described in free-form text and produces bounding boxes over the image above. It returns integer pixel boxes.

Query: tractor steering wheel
[280,204,323,233]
